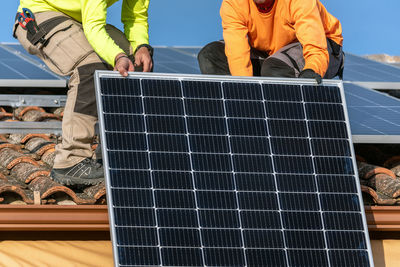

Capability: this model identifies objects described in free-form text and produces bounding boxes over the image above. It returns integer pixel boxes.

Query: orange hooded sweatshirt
[221,0,343,77]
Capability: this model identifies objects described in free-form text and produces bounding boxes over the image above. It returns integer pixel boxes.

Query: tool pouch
[14,13,70,48]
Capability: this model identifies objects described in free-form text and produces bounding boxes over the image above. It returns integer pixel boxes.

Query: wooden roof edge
[365,205,400,231]
[1,205,400,232]
[0,205,109,231]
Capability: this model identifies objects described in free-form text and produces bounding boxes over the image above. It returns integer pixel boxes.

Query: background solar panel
[0,43,66,86]
[95,72,373,267]
[345,83,400,139]
[3,43,400,143]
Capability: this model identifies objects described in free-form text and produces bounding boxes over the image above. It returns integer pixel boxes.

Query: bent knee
[198,41,225,62]
[261,57,296,78]
[197,41,229,75]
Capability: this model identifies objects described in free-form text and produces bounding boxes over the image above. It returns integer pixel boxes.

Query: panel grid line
[106,149,355,159]
[104,130,353,141]
[108,168,360,177]
[104,112,349,123]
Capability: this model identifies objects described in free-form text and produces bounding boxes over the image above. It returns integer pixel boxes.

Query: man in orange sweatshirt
[198,0,344,83]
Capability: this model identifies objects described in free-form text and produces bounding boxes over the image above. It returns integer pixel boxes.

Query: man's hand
[134,46,153,72]
[299,69,322,84]
[114,53,134,77]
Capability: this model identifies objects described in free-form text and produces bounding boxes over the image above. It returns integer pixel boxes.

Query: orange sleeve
[220,1,253,76]
[290,0,329,77]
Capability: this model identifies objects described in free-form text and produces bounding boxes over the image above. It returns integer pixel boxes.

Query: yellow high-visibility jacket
[221,0,343,77]
[18,0,149,66]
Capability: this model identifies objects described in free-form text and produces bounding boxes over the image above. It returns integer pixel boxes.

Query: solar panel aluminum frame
[353,81,400,90]
[0,79,67,88]
[95,71,374,267]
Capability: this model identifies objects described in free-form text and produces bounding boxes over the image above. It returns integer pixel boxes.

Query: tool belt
[13,8,69,47]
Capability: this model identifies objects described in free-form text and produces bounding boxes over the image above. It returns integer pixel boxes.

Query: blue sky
[2,0,400,55]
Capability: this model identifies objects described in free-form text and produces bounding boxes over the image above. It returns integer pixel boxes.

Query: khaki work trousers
[14,11,133,168]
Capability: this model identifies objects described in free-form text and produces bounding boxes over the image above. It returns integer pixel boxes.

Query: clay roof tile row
[0,131,105,205]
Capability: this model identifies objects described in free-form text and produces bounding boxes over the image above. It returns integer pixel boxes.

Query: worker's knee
[261,57,296,78]
[72,62,109,117]
[198,41,229,75]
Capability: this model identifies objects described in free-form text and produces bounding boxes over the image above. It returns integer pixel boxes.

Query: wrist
[135,44,154,57]
[114,53,129,66]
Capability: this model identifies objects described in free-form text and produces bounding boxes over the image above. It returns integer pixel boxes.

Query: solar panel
[152,47,400,88]
[344,54,400,84]
[4,43,400,88]
[95,72,373,267]
[152,47,201,74]
[0,43,66,87]
[3,43,398,142]
[344,83,400,143]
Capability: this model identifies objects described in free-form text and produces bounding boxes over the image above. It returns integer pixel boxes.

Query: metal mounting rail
[0,121,62,134]
[0,94,66,107]
[352,135,400,144]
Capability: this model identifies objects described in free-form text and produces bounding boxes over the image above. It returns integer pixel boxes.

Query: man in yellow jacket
[198,0,344,83]
[13,0,153,186]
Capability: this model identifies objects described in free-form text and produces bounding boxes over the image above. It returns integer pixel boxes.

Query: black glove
[299,69,322,84]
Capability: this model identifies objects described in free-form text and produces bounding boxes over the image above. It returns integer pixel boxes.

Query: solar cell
[95,72,373,267]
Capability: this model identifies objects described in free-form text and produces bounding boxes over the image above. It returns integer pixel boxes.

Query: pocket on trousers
[41,21,94,75]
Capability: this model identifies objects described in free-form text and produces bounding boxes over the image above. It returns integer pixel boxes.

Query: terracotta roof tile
[20,134,52,144]
[24,137,56,157]
[391,164,400,178]
[0,134,7,142]
[41,148,56,167]
[0,142,21,151]
[0,180,34,204]
[22,110,61,122]
[0,172,7,181]
[29,176,97,205]
[0,148,40,169]
[355,144,400,206]
[383,156,400,169]
[363,174,400,199]
[84,182,107,204]
[361,185,397,205]
[0,130,105,205]
[0,112,13,121]
[357,161,396,180]
[52,107,64,117]
[14,106,45,119]
[10,162,50,184]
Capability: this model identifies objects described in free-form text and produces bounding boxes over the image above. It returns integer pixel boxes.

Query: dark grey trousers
[198,39,344,79]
